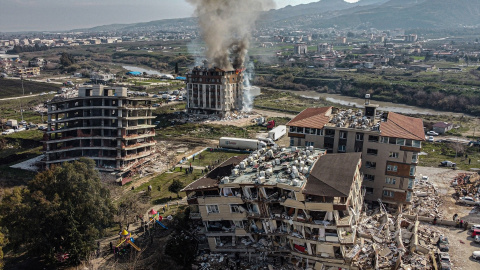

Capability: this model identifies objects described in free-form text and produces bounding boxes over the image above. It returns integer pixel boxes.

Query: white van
[168,96,176,101]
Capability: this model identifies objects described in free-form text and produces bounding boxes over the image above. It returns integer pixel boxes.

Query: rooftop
[288,106,425,141]
[183,146,327,191]
[304,153,361,197]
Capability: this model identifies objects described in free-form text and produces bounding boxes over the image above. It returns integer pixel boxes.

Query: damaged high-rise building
[186,66,244,117]
[44,85,156,181]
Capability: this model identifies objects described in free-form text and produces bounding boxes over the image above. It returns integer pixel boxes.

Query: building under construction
[44,85,156,180]
[186,66,244,117]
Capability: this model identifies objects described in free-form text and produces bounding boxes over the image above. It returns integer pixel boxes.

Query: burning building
[186,66,244,116]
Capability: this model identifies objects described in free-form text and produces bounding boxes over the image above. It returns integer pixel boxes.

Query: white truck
[219,137,266,150]
[162,94,170,99]
[268,125,287,141]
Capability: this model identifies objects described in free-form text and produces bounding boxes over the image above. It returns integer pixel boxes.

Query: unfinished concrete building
[286,103,425,206]
[186,66,244,117]
[183,147,364,269]
[44,85,156,179]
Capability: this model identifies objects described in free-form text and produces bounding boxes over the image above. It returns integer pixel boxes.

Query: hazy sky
[0,0,359,32]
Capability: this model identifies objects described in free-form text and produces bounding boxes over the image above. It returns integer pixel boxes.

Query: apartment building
[186,66,244,117]
[183,147,364,269]
[45,85,156,179]
[286,104,424,206]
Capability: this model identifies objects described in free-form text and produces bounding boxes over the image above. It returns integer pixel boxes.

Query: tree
[0,159,114,265]
[59,52,75,67]
[168,179,184,197]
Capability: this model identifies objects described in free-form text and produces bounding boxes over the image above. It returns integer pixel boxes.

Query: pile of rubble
[452,172,480,198]
[192,253,296,270]
[410,178,444,219]
[350,205,439,270]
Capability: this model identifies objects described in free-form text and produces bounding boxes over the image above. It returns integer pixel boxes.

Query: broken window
[206,205,219,214]
[387,165,398,172]
[389,152,399,158]
[367,148,378,155]
[383,190,394,197]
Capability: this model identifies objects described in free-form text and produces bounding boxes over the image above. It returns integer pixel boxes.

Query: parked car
[14,127,26,132]
[440,161,456,167]
[427,131,439,136]
[427,136,434,142]
[475,235,480,244]
[19,120,27,125]
[437,235,450,252]
[437,252,451,270]
[38,126,47,131]
[458,196,480,206]
[472,251,480,260]
[470,224,480,232]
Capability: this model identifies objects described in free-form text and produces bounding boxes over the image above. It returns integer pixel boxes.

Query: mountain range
[74,0,480,32]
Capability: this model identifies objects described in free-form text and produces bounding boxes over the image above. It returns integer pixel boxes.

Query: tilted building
[286,103,424,206]
[45,85,156,179]
[186,66,244,117]
[183,146,364,269]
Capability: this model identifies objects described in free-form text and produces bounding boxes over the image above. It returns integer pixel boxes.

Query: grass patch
[134,167,203,204]
[156,123,254,140]
[4,130,44,141]
[420,142,480,170]
[0,78,59,99]
[188,150,243,167]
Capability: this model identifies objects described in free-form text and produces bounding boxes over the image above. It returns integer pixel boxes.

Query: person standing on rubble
[433,216,437,225]
[464,221,469,231]
[453,213,458,221]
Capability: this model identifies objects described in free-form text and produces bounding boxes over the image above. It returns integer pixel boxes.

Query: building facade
[294,43,308,55]
[287,105,424,205]
[186,66,244,117]
[45,85,156,178]
[183,147,364,269]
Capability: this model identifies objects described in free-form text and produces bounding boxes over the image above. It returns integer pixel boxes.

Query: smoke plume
[187,0,274,70]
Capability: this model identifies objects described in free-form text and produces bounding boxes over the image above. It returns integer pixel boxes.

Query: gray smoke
[187,0,274,70]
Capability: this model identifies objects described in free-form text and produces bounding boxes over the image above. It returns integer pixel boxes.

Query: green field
[420,142,480,170]
[0,79,59,99]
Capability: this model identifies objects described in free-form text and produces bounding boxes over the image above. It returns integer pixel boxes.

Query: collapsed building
[287,101,425,206]
[44,85,156,179]
[186,66,244,117]
[183,146,365,269]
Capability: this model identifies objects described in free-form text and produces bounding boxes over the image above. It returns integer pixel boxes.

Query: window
[408,179,414,189]
[230,204,241,213]
[234,220,244,228]
[381,137,389,143]
[366,161,376,168]
[356,133,364,141]
[305,141,314,147]
[296,127,304,133]
[410,166,416,176]
[364,187,374,195]
[325,129,335,137]
[406,191,412,202]
[338,145,346,152]
[305,128,311,134]
[383,190,394,197]
[387,165,398,172]
[309,128,316,135]
[206,205,219,214]
[340,131,347,139]
[369,135,379,142]
[290,138,295,146]
[289,126,295,132]
[412,140,421,148]
[367,148,378,155]
[385,177,396,185]
[317,129,323,136]
[364,174,375,181]
[412,154,418,163]
[389,137,397,144]
[389,152,399,158]
[396,138,405,146]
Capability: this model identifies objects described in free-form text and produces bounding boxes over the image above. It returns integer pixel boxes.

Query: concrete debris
[193,252,296,270]
[352,203,439,270]
[410,178,444,219]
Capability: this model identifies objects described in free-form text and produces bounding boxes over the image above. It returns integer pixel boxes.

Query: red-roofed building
[287,103,424,206]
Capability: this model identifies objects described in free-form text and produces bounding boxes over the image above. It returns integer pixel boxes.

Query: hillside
[313,0,480,29]
[73,0,480,32]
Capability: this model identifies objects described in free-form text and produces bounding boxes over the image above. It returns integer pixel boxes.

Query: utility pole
[20,75,25,122]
